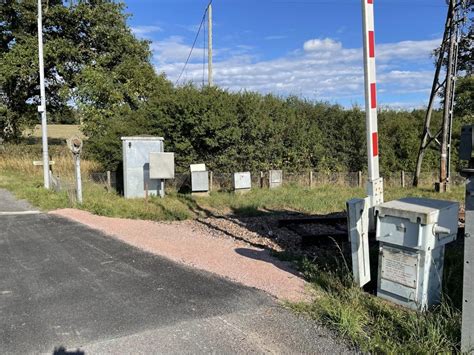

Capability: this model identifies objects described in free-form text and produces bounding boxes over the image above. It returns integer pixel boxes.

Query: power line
[175,0,213,86]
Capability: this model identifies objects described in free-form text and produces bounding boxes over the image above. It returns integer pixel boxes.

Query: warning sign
[381,247,418,289]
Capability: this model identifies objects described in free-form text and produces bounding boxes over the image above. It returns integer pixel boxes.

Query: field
[23,124,84,140]
[0,144,467,353]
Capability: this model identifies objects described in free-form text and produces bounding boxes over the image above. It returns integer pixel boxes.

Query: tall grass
[284,250,462,353]
[0,144,99,179]
[195,183,465,216]
[0,145,194,220]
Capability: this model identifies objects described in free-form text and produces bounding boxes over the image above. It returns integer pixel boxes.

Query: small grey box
[269,170,283,188]
[192,171,209,192]
[460,125,474,161]
[234,172,251,190]
[149,152,175,179]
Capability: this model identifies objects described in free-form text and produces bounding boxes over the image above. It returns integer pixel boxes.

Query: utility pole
[207,2,213,86]
[440,18,456,192]
[413,0,466,191]
[37,0,50,189]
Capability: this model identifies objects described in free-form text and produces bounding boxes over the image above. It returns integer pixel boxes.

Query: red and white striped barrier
[362,0,383,206]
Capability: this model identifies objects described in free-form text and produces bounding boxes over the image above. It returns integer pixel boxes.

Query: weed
[279,249,462,353]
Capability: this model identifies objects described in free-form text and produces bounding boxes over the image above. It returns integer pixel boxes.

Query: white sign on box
[234,172,251,190]
[149,152,175,179]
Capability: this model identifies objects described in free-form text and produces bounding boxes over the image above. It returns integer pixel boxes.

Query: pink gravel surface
[50,209,311,302]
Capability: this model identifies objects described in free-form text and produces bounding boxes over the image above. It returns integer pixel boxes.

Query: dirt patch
[51,209,312,302]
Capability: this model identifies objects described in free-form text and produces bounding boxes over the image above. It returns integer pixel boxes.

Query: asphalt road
[0,189,350,354]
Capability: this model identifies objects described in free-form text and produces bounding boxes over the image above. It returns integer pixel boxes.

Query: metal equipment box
[234,172,251,191]
[122,136,164,198]
[269,170,283,189]
[192,171,209,192]
[375,197,459,310]
[460,125,474,161]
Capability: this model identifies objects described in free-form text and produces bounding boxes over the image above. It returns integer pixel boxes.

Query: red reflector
[367,0,373,3]
[368,31,375,58]
[372,132,378,157]
[370,83,377,109]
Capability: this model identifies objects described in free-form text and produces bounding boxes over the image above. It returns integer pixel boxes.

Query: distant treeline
[83,80,469,175]
[1,1,471,175]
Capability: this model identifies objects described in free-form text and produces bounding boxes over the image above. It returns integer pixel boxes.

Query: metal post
[361,0,383,208]
[37,0,50,189]
[106,170,112,191]
[207,3,213,86]
[74,155,82,204]
[346,0,383,288]
[309,170,313,188]
[358,171,362,188]
[68,137,83,204]
[401,170,405,188]
[462,161,474,352]
[209,170,213,191]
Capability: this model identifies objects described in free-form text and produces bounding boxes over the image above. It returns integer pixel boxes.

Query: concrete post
[106,170,112,191]
[74,155,82,204]
[209,171,213,191]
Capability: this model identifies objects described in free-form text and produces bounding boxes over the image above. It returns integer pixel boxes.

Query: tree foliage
[0,0,155,140]
[0,0,471,175]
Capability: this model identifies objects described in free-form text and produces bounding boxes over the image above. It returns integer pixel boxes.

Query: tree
[0,0,159,142]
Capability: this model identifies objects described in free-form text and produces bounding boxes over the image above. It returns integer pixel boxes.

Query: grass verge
[0,170,194,221]
[195,183,465,216]
[275,249,462,353]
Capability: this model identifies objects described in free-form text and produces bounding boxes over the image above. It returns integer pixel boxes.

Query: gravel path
[51,209,311,302]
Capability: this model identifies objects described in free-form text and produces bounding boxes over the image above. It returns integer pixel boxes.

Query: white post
[37,0,50,189]
[207,3,213,86]
[362,0,383,208]
[74,155,82,204]
[347,0,384,288]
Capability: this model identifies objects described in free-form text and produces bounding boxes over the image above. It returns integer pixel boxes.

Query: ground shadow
[234,247,304,278]
[174,193,361,290]
[53,346,84,355]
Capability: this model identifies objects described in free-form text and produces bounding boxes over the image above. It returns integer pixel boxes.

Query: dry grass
[0,144,99,179]
[22,124,85,139]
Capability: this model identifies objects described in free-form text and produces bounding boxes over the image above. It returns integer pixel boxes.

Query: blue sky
[125,0,449,109]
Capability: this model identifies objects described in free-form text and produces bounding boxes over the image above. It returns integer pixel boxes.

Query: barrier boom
[347,0,384,288]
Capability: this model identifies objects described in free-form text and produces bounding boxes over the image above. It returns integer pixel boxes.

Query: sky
[124,0,450,109]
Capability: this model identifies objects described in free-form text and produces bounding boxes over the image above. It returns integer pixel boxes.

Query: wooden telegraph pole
[413,0,467,191]
[207,2,213,86]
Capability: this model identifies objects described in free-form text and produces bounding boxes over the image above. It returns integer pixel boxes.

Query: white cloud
[377,39,439,61]
[303,38,342,52]
[131,25,162,38]
[150,35,440,107]
[151,36,205,64]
